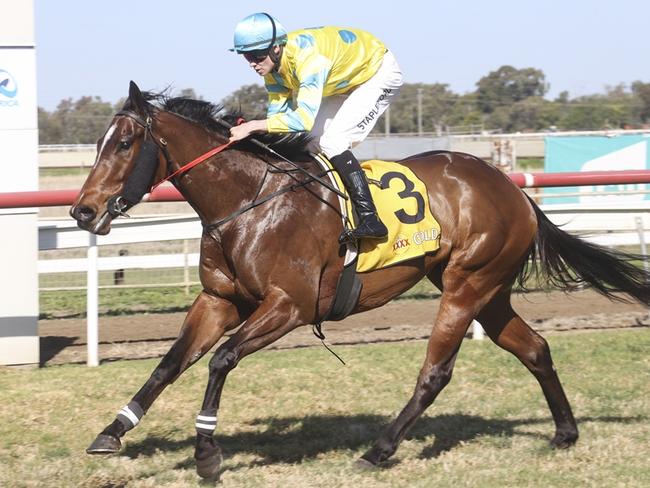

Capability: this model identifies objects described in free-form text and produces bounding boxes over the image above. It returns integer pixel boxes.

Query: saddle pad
[355,160,441,272]
[314,154,441,272]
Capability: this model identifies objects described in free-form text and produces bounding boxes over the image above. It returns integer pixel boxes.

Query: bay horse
[71,82,650,480]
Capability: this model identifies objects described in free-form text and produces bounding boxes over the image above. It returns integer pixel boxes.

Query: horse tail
[519,196,650,305]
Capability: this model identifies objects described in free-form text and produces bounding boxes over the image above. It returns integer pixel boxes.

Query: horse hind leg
[359,267,491,466]
[87,292,241,454]
[476,291,579,448]
[359,332,462,467]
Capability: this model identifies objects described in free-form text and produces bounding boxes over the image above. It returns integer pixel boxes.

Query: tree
[220,84,268,118]
[490,97,560,132]
[451,92,483,131]
[555,91,570,104]
[632,81,650,122]
[476,65,548,113]
[381,83,464,134]
[178,88,201,100]
[559,95,620,130]
[37,72,648,144]
[37,88,208,144]
[38,96,113,144]
[38,107,65,144]
[556,85,639,130]
[63,96,114,143]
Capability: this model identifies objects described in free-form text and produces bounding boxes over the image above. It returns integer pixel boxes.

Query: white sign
[0,0,35,45]
[0,48,37,130]
[579,141,648,204]
[0,129,38,192]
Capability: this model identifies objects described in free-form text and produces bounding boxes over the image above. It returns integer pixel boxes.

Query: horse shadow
[121,412,645,469]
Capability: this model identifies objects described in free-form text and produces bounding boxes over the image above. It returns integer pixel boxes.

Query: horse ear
[128,81,147,115]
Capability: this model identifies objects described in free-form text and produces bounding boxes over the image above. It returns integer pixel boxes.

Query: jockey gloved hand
[229,120,266,143]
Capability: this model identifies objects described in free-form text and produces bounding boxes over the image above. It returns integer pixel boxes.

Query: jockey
[228,12,403,244]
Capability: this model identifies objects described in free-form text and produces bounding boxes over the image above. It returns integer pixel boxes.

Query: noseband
[106,110,173,217]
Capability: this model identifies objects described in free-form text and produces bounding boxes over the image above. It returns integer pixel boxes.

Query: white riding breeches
[311,50,403,158]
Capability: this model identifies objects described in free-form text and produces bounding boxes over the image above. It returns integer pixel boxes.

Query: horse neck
[156,114,268,225]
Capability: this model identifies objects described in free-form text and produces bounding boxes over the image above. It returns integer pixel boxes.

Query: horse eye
[119,140,131,150]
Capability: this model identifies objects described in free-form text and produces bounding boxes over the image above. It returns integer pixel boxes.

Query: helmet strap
[269,45,283,72]
[261,12,277,47]
[260,12,282,71]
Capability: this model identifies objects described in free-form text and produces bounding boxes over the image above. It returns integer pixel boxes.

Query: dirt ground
[39,289,650,366]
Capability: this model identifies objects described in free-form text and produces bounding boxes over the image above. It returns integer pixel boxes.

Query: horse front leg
[192,289,305,480]
[87,292,241,454]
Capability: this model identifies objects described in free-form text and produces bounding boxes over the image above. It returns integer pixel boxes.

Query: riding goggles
[243,49,270,63]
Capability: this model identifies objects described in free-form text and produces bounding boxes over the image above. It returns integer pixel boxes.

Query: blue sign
[544,135,650,204]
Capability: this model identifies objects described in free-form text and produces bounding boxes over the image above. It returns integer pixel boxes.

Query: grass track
[0,329,648,487]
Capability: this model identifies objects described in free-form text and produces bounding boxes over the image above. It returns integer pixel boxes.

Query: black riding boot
[329,150,388,244]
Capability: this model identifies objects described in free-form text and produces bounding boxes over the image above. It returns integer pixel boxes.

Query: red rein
[151,117,247,191]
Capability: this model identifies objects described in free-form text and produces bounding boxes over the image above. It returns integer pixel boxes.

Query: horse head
[70,81,171,234]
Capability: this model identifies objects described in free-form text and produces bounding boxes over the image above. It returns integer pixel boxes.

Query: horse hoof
[86,434,122,454]
[551,431,578,449]
[354,457,378,470]
[359,444,391,466]
[195,448,223,481]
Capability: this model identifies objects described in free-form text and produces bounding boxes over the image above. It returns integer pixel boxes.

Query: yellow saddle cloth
[317,156,441,272]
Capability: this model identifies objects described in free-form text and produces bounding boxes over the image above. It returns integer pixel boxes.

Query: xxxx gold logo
[413,227,439,245]
[392,234,410,254]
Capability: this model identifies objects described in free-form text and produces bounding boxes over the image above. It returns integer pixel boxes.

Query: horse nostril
[71,205,97,223]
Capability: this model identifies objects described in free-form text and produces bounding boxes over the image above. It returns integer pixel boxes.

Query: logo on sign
[0,70,18,107]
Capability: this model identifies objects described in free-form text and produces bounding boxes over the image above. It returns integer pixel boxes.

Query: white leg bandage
[195,410,218,436]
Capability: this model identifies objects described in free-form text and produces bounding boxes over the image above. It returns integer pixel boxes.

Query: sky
[34,0,650,111]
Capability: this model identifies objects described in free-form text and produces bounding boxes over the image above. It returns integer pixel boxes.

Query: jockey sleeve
[264,26,387,133]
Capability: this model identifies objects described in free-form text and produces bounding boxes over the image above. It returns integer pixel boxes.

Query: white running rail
[38,203,650,365]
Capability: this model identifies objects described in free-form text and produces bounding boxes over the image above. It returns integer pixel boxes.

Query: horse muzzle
[70,204,96,224]
[70,203,113,235]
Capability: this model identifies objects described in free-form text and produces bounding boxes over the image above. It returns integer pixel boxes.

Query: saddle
[313,154,441,320]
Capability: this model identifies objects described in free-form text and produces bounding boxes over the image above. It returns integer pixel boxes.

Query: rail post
[635,217,649,274]
[183,239,190,295]
[86,233,99,366]
[472,319,485,340]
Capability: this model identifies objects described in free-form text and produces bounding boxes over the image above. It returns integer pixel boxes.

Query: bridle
[106,110,174,218]
[115,110,169,152]
[107,110,236,218]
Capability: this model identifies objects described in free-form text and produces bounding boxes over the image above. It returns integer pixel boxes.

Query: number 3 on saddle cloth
[313,154,442,321]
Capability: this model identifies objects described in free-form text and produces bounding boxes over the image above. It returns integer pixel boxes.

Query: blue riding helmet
[231,13,288,53]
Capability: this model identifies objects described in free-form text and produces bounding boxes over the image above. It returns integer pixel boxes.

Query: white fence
[39,215,202,291]
[38,202,650,272]
[37,202,650,366]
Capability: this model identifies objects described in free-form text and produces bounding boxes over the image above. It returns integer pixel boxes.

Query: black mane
[123,91,314,158]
